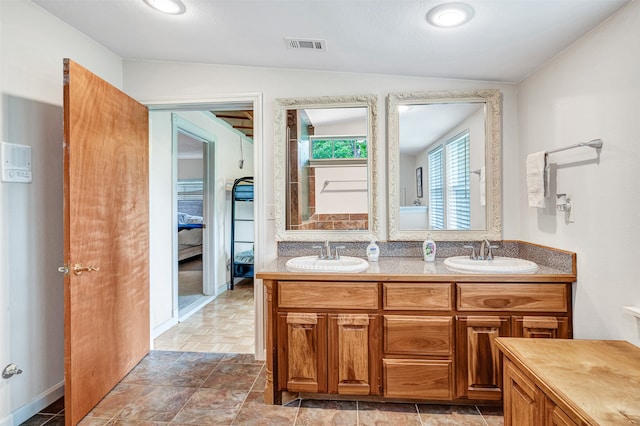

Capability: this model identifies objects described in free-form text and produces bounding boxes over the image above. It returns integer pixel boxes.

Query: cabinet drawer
[457,284,568,312]
[278,281,379,309]
[384,359,453,400]
[383,283,452,310]
[384,316,452,356]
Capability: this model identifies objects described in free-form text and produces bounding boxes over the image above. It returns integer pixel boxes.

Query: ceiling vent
[284,38,326,51]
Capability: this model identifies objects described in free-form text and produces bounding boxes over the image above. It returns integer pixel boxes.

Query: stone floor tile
[170,388,248,425]
[19,414,55,426]
[77,418,112,425]
[251,365,267,392]
[417,404,486,426]
[151,360,218,388]
[295,399,357,426]
[220,353,264,365]
[41,397,65,415]
[201,363,264,391]
[116,386,197,422]
[232,391,298,425]
[358,401,421,426]
[478,405,504,426]
[86,383,147,419]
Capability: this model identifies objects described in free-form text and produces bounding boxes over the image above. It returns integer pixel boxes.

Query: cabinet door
[456,315,509,400]
[503,359,544,426]
[328,314,381,395]
[277,313,327,393]
[512,316,571,339]
[546,399,579,426]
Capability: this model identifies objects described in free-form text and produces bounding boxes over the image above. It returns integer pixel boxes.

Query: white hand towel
[526,151,549,208]
[479,166,486,207]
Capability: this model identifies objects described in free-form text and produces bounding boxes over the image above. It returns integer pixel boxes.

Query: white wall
[178,159,204,180]
[123,61,519,265]
[0,1,123,424]
[314,166,368,214]
[517,1,640,345]
[313,116,367,136]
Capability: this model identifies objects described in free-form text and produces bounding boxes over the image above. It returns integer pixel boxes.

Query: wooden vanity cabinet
[455,283,571,401]
[382,283,455,400]
[503,358,545,426]
[275,281,381,398]
[263,278,573,406]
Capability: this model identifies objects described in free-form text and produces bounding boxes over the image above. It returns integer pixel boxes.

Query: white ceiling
[33,0,630,83]
[400,102,483,154]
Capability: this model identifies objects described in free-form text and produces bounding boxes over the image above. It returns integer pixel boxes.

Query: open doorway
[148,100,260,357]
[176,128,211,317]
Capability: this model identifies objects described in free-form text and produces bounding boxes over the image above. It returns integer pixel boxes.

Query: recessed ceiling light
[143,0,186,15]
[426,3,474,28]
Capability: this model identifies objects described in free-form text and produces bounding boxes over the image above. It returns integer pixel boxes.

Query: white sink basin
[444,256,539,274]
[285,256,370,273]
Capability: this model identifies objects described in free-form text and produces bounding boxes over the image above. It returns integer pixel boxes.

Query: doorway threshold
[178,294,215,322]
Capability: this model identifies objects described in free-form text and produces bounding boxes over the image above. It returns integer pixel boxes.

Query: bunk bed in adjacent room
[230,176,254,289]
[177,179,204,262]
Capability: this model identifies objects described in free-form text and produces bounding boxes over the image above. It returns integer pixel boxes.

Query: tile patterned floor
[155,280,255,354]
[21,282,504,425]
[22,350,504,425]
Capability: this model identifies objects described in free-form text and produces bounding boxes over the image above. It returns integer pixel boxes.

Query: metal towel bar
[546,138,603,155]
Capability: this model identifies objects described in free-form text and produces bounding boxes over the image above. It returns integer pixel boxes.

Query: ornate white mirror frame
[274,94,379,242]
[387,89,502,241]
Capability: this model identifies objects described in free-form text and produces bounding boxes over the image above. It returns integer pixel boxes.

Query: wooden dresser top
[496,338,640,425]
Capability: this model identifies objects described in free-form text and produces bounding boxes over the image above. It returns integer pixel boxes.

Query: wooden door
[63,59,150,425]
[328,314,381,395]
[456,315,509,400]
[277,312,327,393]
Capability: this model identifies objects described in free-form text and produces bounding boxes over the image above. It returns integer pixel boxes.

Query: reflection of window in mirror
[388,89,501,241]
[427,131,470,230]
[398,102,485,231]
[286,107,369,232]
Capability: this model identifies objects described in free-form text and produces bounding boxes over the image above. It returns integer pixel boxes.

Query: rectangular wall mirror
[387,89,502,241]
[274,94,379,242]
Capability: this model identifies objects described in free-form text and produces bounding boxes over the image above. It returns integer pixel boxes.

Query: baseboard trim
[0,413,13,426]
[11,381,64,425]
[152,316,179,340]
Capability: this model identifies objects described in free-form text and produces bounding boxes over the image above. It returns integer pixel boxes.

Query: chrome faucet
[312,241,344,260]
[479,239,497,260]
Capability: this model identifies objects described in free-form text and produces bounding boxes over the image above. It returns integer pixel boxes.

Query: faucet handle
[312,245,325,259]
[486,244,500,260]
[333,246,346,260]
[463,244,477,260]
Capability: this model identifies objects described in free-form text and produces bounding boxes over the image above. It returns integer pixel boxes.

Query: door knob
[73,263,100,275]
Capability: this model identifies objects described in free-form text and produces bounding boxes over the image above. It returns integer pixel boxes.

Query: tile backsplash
[277,240,574,273]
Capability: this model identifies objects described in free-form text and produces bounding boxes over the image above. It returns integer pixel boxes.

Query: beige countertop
[496,338,640,425]
[257,257,575,282]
